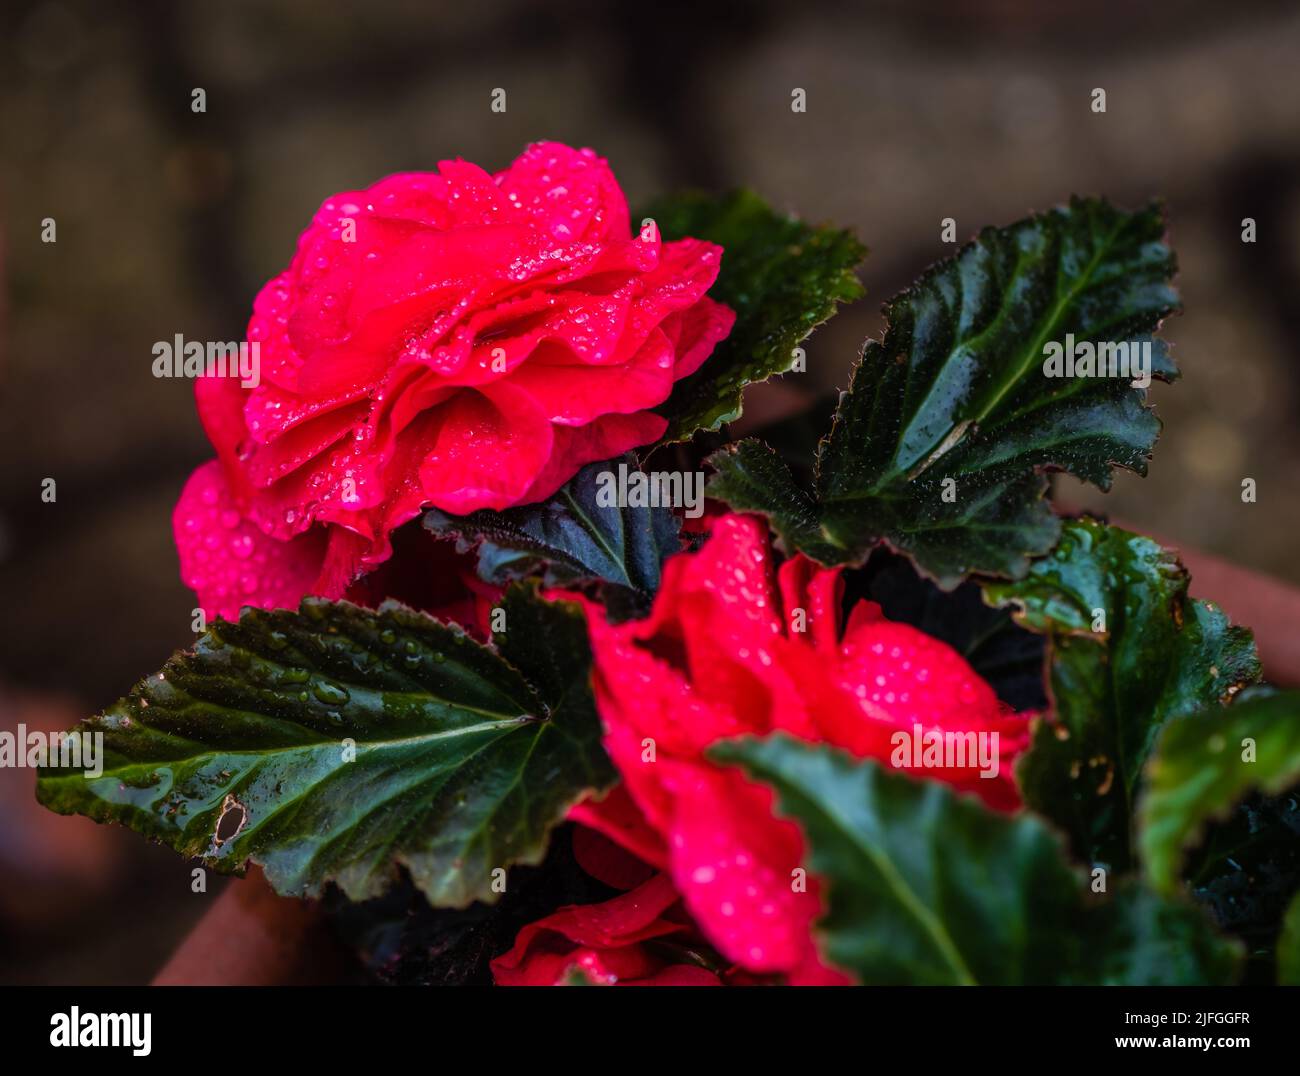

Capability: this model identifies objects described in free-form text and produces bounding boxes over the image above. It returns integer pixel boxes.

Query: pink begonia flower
[174,142,733,619]
[571,513,1033,983]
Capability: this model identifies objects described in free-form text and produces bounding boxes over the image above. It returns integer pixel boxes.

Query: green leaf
[707,439,833,558]
[1082,883,1244,987]
[708,197,1180,586]
[1139,689,1300,895]
[1184,792,1300,963]
[645,189,865,442]
[36,587,615,907]
[1279,890,1300,985]
[983,517,1260,872]
[712,735,1239,984]
[424,455,681,618]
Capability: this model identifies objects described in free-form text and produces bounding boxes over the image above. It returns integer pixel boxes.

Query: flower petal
[417,383,555,512]
[173,461,327,621]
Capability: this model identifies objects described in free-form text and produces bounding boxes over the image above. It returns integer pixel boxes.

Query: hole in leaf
[214,793,247,845]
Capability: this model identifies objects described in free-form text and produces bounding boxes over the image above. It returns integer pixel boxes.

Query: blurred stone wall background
[2,0,1298,982]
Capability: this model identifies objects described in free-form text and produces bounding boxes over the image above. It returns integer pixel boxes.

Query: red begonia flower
[175,142,734,619]
[572,513,1033,983]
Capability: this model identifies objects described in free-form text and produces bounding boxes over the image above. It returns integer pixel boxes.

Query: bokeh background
[3,0,1298,983]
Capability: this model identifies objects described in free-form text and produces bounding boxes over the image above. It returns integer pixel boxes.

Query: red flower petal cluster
[568,513,1033,983]
[175,142,733,619]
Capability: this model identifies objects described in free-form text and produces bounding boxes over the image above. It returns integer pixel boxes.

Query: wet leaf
[1140,688,1300,895]
[36,586,615,907]
[713,735,1239,984]
[984,517,1260,872]
[424,454,681,618]
[645,189,865,442]
[709,197,1179,586]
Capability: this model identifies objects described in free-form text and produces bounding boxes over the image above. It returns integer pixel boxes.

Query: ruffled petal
[495,141,631,244]
[661,295,736,380]
[173,460,327,621]
[662,761,815,973]
[417,383,555,513]
[515,411,666,506]
[568,783,669,871]
[832,612,1030,809]
[506,328,676,426]
[572,824,658,891]
[491,874,710,986]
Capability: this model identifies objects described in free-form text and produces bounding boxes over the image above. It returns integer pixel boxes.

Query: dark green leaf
[1140,689,1300,895]
[706,439,835,559]
[324,823,619,985]
[424,455,681,619]
[1082,882,1244,987]
[712,735,1238,984]
[737,389,840,488]
[36,588,615,907]
[1184,790,1300,981]
[645,189,865,442]
[983,517,1260,872]
[709,197,1180,586]
[1190,794,1300,898]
